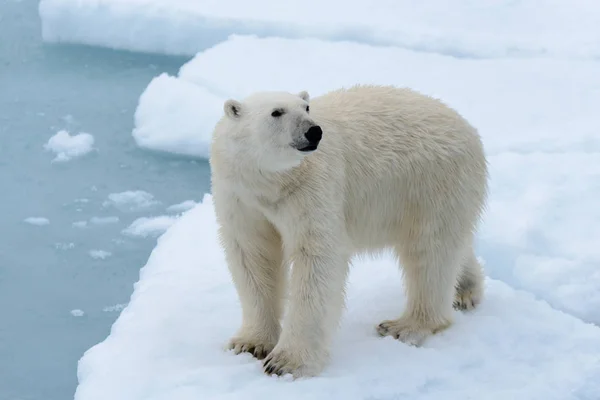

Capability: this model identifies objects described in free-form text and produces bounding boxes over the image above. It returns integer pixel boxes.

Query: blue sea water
[0,1,211,399]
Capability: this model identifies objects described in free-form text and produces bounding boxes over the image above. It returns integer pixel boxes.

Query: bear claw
[262,347,320,378]
[377,317,449,346]
[453,288,481,311]
[228,337,275,360]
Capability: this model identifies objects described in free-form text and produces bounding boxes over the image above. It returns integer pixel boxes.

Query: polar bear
[209,84,488,378]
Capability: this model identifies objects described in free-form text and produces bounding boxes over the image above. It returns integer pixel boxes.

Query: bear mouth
[297,144,318,152]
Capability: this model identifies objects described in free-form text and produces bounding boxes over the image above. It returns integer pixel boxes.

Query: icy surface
[131,36,600,325]
[74,195,600,400]
[39,0,600,59]
[24,217,50,226]
[122,215,178,238]
[44,130,95,162]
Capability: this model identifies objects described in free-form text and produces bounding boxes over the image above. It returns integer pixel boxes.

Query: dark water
[0,1,211,399]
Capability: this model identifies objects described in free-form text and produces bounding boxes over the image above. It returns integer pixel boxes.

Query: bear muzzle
[297,125,323,152]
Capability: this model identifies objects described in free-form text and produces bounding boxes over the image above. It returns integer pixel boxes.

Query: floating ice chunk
[103,191,159,212]
[55,242,75,250]
[44,130,94,162]
[71,309,85,317]
[122,215,178,238]
[89,250,112,260]
[102,304,127,313]
[166,200,198,214]
[24,217,50,226]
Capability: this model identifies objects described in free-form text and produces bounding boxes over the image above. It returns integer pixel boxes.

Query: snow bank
[44,130,94,162]
[132,36,600,325]
[134,36,600,159]
[132,75,223,158]
[74,195,600,400]
[39,0,600,59]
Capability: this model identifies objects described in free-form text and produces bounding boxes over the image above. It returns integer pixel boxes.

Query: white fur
[209,85,489,378]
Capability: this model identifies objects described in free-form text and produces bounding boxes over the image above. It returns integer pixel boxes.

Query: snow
[24,217,50,226]
[103,191,159,212]
[39,0,600,59]
[44,129,95,162]
[166,200,198,214]
[481,152,600,324]
[130,36,600,326]
[74,195,600,400]
[89,250,112,260]
[122,215,178,238]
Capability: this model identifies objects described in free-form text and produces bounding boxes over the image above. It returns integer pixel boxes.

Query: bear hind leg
[453,248,485,311]
[376,235,464,346]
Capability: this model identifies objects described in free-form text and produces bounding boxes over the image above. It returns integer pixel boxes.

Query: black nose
[305,125,322,143]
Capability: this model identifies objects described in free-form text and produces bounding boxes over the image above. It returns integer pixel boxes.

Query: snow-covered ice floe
[39,0,600,59]
[133,35,600,159]
[130,35,600,327]
[74,194,600,400]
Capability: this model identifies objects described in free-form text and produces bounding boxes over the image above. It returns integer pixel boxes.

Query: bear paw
[453,284,483,311]
[376,316,450,346]
[228,334,276,360]
[263,346,323,378]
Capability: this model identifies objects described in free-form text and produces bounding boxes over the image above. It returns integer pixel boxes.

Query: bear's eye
[306,105,310,113]
[271,109,284,117]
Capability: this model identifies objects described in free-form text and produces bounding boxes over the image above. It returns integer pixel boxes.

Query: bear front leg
[219,215,285,360]
[263,249,349,378]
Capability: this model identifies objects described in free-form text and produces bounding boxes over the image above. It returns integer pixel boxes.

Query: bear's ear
[224,99,243,119]
[298,91,310,102]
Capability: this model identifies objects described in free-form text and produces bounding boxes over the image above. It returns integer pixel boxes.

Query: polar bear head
[218,90,322,172]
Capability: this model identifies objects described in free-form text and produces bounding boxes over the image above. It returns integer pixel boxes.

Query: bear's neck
[232,158,309,208]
